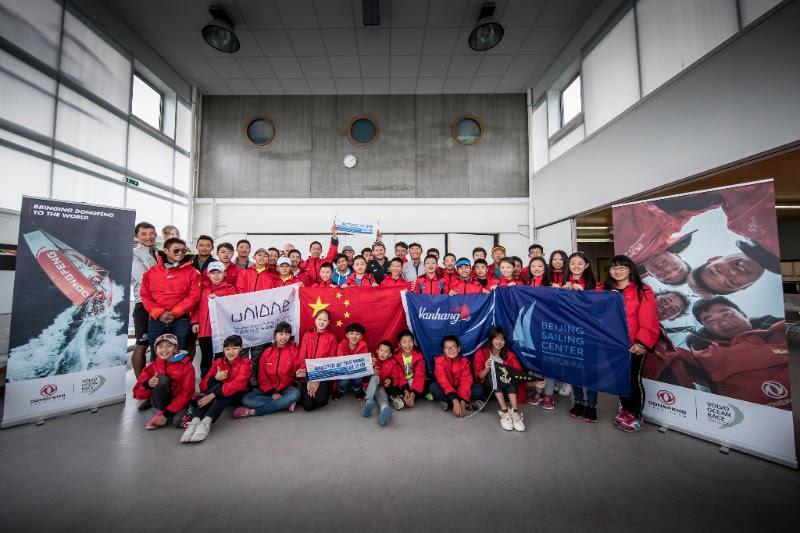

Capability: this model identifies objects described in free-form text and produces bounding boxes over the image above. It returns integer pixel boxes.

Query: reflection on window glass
[132,74,162,130]
[453,117,482,145]
[246,118,275,145]
[561,75,582,126]
[349,117,377,144]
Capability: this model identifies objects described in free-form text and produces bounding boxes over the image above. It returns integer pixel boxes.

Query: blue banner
[403,293,495,371]
[494,287,631,396]
[335,222,374,235]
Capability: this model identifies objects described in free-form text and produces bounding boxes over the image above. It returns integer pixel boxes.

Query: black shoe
[569,403,584,419]
[354,388,366,401]
[138,399,152,411]
[583,406,598,423]
[332,388,343,401]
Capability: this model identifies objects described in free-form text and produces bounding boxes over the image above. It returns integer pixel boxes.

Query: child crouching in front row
[363,341,406,426]
[181,334,251,443]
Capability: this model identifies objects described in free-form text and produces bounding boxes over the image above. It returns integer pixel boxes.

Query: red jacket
[472,347,526,399]
[415,274,449,295]
[550,271,565,287]
[235,266,275,293]
[719,183,780,256]
[394,349,427,394]
[300,239,339,284]
[293,268,314,287]
[564,276,587,289]
[441,270,458,288]
[200,355,251,397]
[257,343,300,393]
[337,338,369,356]
[496,277,518,287]
[372,356,407,389]
[223,262,241,287]
[313,279,337,288]
[475,277,498,290]
[191,281,237,338]
[520,267,530,283]
[434,355,473,401]
[345,272,376,287]
[298,329,338,365]
[380,275,411,288]
[133,356,195,415]
[140,253,201,320]
[616,283,659,348]
[528,275,548,287]
[273,275,301,287]
[449,277,483,294]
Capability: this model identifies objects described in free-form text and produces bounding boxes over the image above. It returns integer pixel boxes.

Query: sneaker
[332,388,343,401]
[498,410,514,431]
[287,402,296,413]
[467,400,485,411]
[569,403,584,419]
[527,392,543,406]
[190,418,212,442]
[583,406,598,423]
[558,383,572,396]
[138,399,152,411]
[424,393,434,401]
[390,396,405,410]
[613,410,629,427]
[145,410,165,430]
[617,414,643,433]
[439,401,450,411]
[232,406,253,419]
[362,399,376,417]
[511,409,525,432]
[178,412,193,429]
[354,388,366,401]
[180,417,201,443]
[377,405,392,426]
[541,395,555,410]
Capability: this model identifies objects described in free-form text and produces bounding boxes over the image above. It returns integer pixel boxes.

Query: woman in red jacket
[473,327,526,432]
[181,334,251,443]
[191,262,238,378]
[235,322,302,419]
[495,258,519,287]
[603,255,660,432]
[295,310,338,411]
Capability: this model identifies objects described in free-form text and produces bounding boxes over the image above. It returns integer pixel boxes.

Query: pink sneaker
[616,411,643,432]
[613,410,628,426]
[541,395,555,410]
[526,392,543,406]
[288,402,296,412]
[145,410,165,430]
[178,412,193,429]
[232,406,253,419]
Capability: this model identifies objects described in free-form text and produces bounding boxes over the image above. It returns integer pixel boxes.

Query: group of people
[129,221,662,443]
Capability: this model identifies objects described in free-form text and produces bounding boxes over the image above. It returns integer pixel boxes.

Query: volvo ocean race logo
[81,375,106,395]
[761,381,788,400]
[705,401,744,429]
[417,304,471,324]
[657,389,676,405]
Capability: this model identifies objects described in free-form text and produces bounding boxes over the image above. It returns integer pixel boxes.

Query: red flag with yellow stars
[299,286,408,351]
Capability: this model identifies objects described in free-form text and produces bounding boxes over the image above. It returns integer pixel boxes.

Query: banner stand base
[658,426,668,433]
[719,446,731,455]
[2,395,125,429]
[34,419,44,426]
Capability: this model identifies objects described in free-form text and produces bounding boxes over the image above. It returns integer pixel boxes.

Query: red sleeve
[323,239,339,263]
[335,339,346,356]
[199,358,218,392]
[411,354,426,394]
[140,270,164,320]
[224,359,251,396]
[256,347,273,392]
[171,270,202,318]
[166,363,195,413]
[235,269,248,293]
[457,360,473,401]
[472,348,487,381]
[635,288,661,349]
[191,285,209,325]
[132,363,156,399]
[391,361,408,389]
[433,357,455,396]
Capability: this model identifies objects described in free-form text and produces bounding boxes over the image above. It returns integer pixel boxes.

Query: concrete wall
[198,94,528,198]
[532,1,800,227]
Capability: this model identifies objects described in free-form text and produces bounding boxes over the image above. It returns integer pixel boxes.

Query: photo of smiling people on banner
[613,179,790,411]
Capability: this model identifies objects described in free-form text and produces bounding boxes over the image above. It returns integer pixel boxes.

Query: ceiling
[102,0,600,95]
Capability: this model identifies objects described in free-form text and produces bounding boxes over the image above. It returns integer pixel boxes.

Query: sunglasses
[169,248,187,254]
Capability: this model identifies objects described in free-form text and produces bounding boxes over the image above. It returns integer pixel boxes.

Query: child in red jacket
[473,327,526,432]
[362,341,405,426]
[380,258,414,289]
[133,333,195,430]
[181,334,251,443]
[333,323,369,400]
[415,254,449,294]
[448,258,484,295]
[496,258,519,287]
[344,255,378,287]
[395,329,428,407]
[296,310,338,411]
[191,262,238,378]
[429,336,482,418]
[235,322,302,419]
[313,263,337,288]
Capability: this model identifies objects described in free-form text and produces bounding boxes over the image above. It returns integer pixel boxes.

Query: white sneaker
[390,396,405,410]
[180,417,201,443]
[511,409,525,432]
[558,383,572,396]
[499,410,514,431]
[190,418,212,442]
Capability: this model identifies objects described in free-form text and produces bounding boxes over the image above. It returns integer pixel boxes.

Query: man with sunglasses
[140,238,201,358]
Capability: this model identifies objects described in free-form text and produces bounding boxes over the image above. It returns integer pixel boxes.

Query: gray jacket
[131,243,157,303]
[402,259,424,282]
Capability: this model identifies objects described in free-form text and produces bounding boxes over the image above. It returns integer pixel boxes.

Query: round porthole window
[245,117,275,146]
[452,115,483,145]
[348,116,378,145]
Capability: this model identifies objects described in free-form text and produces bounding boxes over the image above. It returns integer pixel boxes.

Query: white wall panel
[0,146,50,211]
[532,101,549,173]
[548,125,583,161]
[127,125,174,187]
[52,164,125,208]
[740,0,783,26]
[536,219,575,256]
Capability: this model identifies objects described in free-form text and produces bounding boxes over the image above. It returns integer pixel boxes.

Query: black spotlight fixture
[468,2,504,52]
[202,5,240,54]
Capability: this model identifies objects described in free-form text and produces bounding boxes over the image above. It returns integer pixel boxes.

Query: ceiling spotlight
[202,5,240,54]
[468,2,504,52]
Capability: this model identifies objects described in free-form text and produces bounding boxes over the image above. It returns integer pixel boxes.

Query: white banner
[306,353,374,382]
[208,284,300,353]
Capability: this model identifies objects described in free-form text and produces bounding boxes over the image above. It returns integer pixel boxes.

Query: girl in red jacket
[429,336,481,418]
[191,262,238,378]
[363,341,404,426]
[525,257,559,409]
[473,327,525,432]
[133,333,195,430]
[415,254,449,294]
[395,329,428,407]
[603,255,660,432]
[527,257,550,287]
[181,334,251,443]
[495,258,519,287]
[235,322,302,419]
[548,250,568,288]
[296,310,338,411]
[344,255,378,287]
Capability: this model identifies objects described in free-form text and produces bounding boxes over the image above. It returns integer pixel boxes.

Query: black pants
[191,379,245,422]
[300,381,330,411]
[150,375,185,426]
[620,353,646,418]
[197,337,222,379]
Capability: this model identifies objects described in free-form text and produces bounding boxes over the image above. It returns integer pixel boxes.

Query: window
[348,116,378,145]
[560,75,582,127]
[132,73,163,130]
[452,115,484,145]
[245,117,276,146]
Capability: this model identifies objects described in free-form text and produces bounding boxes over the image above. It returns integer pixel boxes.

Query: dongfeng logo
[761,381,788,400]
[40,384,58,397]
[657,389,675,405]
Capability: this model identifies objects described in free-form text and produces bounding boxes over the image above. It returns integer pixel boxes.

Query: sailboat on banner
[512,301,537,359]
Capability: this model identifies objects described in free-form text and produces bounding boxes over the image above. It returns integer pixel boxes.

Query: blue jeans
[573,386,598,408]
[429,382,485,407]
[147,316,191,358]
[242,387,301,416]
[337,378,363,394]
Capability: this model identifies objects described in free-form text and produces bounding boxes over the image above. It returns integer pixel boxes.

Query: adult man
[192,235,215,273]
[361,247,374,262]
[282,243,295,257]
[394,241,409,262]
[342,245,355,266]
[288,249,313,286]
[216,242,240,286]
[472,247,487,262]
[402,242,424,282]
[300,224,339,284]
[267,247,281,275]
[655,290,690,322]
[131,222,157,381]
[366,240,391,284]
[140,238,201,357]
[234,239,254,270]
[235,247,275,293]
[687,240,780,298]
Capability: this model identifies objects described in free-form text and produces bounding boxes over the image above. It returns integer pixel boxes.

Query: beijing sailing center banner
[3,197,135,427]
[613,179,795,467]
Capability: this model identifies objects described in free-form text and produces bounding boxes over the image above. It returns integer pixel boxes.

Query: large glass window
[132,73,163,130]
[560,75,582,127]
[0,0,62,67]
[52,164,125,208]
[0,50,56,137]
[127,125,175,187]
[0,145,50,210]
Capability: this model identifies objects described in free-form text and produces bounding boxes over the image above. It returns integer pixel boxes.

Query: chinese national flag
[299,286,408,351]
